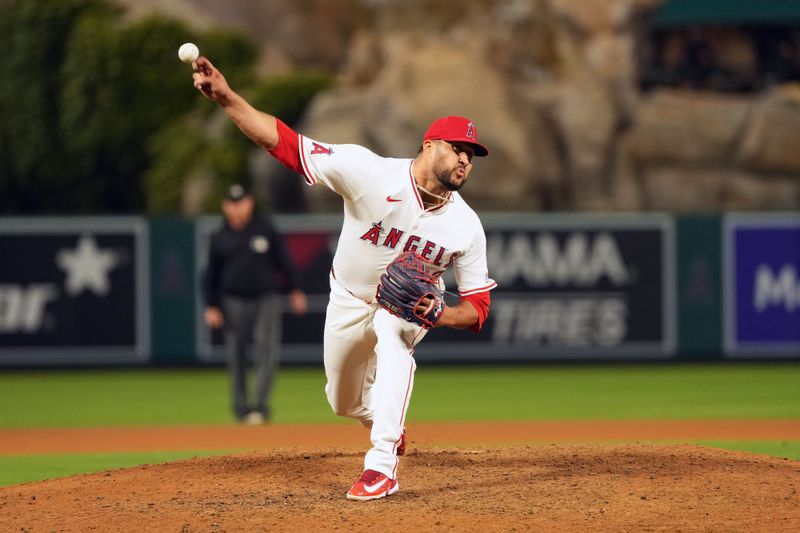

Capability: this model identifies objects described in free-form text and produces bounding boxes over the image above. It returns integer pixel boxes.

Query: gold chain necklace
[416,183,451,207]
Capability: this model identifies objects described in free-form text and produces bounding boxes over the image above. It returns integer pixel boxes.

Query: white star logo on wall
[56,235,120,297]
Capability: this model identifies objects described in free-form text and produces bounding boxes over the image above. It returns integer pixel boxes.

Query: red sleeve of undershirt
[461,291,491,333]
[267,119,303,175]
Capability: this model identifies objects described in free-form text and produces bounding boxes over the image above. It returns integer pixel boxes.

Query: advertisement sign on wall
[725,214,800,357]
[0,218,150,365]
[424,215,676,360]
[196,214,675,363]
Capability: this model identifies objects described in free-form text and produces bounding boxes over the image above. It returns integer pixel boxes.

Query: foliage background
[0,0,330,214]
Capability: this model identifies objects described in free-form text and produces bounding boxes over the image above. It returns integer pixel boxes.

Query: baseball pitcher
[191,56,496,501]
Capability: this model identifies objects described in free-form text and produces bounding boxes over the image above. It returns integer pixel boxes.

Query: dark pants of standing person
[222,294,281,420]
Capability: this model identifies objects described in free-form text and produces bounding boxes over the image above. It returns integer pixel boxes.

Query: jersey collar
[408,160,451,213]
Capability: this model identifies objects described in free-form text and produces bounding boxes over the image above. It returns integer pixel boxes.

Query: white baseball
[178,42,199,64]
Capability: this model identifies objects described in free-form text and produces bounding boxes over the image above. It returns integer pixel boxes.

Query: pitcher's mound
[2,444,799,531]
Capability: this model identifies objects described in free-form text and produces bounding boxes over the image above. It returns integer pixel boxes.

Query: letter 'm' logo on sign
[754,264,800,312]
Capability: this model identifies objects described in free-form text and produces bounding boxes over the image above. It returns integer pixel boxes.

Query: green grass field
[1,363,798,486]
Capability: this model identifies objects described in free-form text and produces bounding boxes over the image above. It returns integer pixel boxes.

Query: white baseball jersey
[296,137,497,300]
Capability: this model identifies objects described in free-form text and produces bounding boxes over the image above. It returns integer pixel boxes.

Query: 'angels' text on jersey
[359,222,458,272]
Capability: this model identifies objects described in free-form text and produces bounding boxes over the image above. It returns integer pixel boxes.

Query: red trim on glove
[267,119,303,174]
[462,291,490,333]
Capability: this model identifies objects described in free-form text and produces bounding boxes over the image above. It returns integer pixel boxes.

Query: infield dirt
[2,421,799,531]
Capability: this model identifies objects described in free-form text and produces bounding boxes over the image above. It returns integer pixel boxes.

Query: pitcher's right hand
[192,57,232,105]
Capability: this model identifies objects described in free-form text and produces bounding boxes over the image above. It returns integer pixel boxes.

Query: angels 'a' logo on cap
[466,122,476,141]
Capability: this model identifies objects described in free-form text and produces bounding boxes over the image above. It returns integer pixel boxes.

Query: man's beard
[435,167,466,191]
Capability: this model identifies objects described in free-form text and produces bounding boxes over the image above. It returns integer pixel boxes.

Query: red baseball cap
[422,115,489,157]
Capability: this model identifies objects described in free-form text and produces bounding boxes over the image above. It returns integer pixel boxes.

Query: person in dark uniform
[202,183,308,424]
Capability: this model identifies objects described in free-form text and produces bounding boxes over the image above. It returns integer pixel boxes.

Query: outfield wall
[1,213,798,366]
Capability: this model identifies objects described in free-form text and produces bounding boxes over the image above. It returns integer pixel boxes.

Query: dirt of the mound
[2,444,798,532]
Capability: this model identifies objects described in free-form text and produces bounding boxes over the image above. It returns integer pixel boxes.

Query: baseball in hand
[178,42,199,64]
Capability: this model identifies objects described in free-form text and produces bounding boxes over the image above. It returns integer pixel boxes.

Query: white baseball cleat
[242,411,265,425]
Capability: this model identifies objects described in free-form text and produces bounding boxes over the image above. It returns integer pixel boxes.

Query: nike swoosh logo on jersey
[386,196,402,202]
[363,477,389,493]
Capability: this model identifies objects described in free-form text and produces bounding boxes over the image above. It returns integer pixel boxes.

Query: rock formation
[121,0,800,212]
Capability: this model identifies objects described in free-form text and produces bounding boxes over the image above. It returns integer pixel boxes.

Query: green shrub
[0,0,259,214]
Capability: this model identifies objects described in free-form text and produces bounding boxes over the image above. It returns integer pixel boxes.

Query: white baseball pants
[323,273,427,479]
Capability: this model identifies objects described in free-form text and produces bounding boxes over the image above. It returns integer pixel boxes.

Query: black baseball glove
[376,252,445,329]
